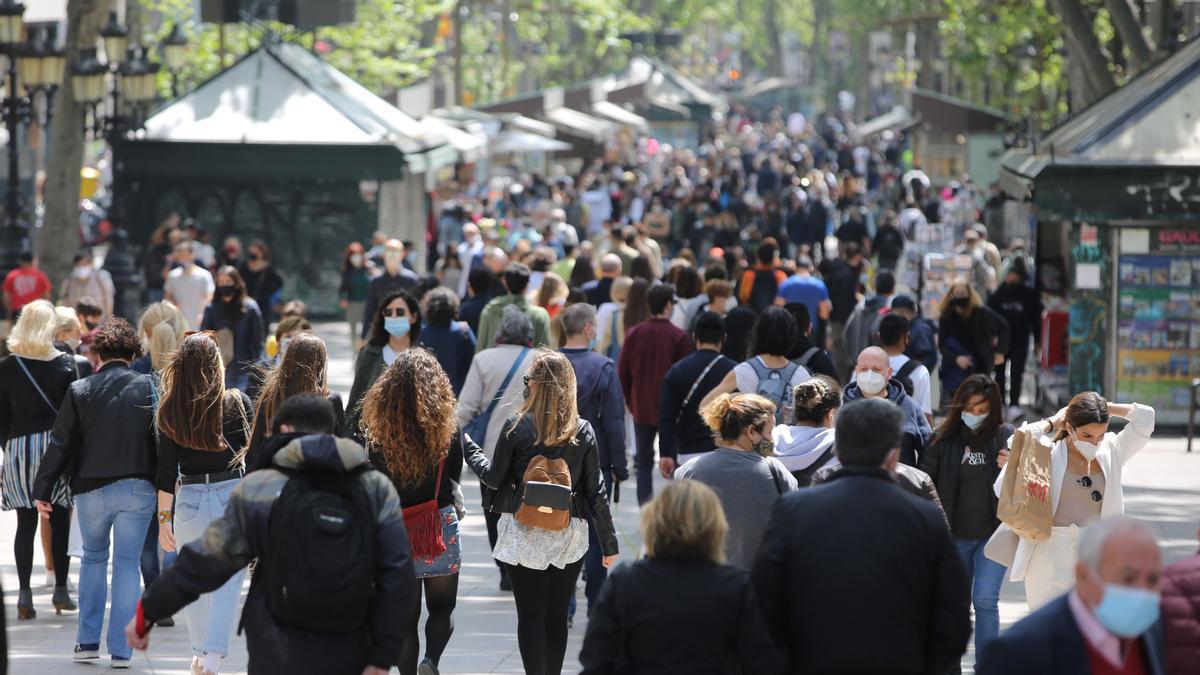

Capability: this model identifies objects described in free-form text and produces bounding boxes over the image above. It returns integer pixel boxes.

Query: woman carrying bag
[995,392,1155,610]
[465,350,619,675]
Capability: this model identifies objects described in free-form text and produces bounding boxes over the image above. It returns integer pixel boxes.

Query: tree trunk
[39,0,113,284]
[915,18,937,90]
[810,0,830,98]
[1048,0,1117,107]
[1150,0,1178,56]
[1105,0,1154,71]
[763,0,784,77]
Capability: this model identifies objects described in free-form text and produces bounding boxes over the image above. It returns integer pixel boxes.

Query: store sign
[1155,227,1200,253]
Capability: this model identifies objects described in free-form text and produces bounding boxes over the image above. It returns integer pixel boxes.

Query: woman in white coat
[994,392,1155,610]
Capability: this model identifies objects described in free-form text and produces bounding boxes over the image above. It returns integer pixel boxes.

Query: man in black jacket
[33,318,158,668]
[752,398,970,675]
[582,253,621,307]
[126,395,416,675]
[987,261,1043,420]
[658,311,737,475]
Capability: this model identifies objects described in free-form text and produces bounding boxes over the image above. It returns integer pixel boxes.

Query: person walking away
[821,243,866,381]
[59,253,114,319]
[164,242,215,330]
[872,215,906,272]
[919,375,1012,667]
[420,288,477,396]
[998,393,1155,610]
[579,480,784,674]
[247,333,345,463]
[618,283,693,505]
[456,308,537,590]
[32,318,157,668]
[843,346,930,466]
[658,312,738,476]
[456,223,486,296]
[582,254,621,308]
[987,258,1043,421]
[460,267,497,338]
[1161,522,1200,675]
[938,281,1009,401]
[1,301,79,620]
[595,276,632,362]
[3,251,51,322]
[781,302,839,380]
[876,313,933,425]
[699,307,811,425]
[339,242,370,352]
[126,394,416,675]
[753,398,970,675]
[465,351,619,675]
[53,305,93,378]
[841,269,896,373]
[476,262,552,351]
[361,239,419,339]
[772,376,841,485]
[201,266,265,391]
[978,516,1166,675]
[131,301,186,374]
[738,238,788,312]
[774,254,831,342]
[677,393,796,568]
[153,332,252,675]
[890,295,938,373]
[362,349,466,675]
[346,290,421,439]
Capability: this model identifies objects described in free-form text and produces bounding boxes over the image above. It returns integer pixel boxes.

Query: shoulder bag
[464,346,529,448]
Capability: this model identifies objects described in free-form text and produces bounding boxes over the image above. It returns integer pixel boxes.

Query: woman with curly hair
[465,350,619,675]
[244,333,345,467]
[361,348,467,675]
[154,331,252,675]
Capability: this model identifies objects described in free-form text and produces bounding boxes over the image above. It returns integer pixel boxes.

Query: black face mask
[218,285,237,299]
[247,253,260,262]
[951,297,969,308]
[84,321,98,331]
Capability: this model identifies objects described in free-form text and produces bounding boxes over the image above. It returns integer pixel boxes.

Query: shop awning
[542,107,616,142]
[851,106,916,141]
[491,130,572,154]
[589,100,647,131]
[421,115,488,163]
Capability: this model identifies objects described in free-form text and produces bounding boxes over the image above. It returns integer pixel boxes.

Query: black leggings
[506,560,583,675]
[15,507,70,590]
[399,573,460,675]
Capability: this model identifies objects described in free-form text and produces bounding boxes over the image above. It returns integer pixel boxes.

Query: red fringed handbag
[401,459,447,559]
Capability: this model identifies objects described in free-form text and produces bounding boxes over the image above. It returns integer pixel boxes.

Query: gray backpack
[748,358,800,423]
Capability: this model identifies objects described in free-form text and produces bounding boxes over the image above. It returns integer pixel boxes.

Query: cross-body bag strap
[676,354,724,427]
[15,356,59,414]
[432,456,445,501]
[481,346,530,421]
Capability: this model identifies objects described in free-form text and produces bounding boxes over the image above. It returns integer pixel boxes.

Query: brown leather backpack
[514,455,573,531]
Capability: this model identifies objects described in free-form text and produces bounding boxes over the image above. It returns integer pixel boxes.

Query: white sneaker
[111,656,131,669]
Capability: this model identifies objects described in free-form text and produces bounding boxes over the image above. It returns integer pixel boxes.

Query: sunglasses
[1077,475,1103,502]
[381,307,408,318]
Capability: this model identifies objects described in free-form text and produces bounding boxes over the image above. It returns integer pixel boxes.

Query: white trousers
[1023,525,1081,611]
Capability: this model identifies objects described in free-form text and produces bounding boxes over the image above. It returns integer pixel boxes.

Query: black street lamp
[0,0,65,279]
[71,11,186,319]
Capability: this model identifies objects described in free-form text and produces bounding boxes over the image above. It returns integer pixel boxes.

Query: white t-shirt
[164,265,215,330]
[383,345,399,366]
[581,188,612,236]
[733,356,812,399]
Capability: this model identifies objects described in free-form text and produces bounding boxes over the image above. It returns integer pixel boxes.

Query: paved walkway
[4,321,1199,673]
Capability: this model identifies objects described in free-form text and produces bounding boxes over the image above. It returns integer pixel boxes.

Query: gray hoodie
[772,425,839,475]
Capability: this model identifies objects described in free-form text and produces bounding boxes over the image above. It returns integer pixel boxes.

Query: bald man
[843,346,930,466]
[583,253,623,307]
[979,516,1166,675]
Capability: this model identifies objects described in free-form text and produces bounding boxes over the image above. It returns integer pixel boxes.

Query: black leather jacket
[33,361,157,499]
[465,414,619,556]
[0,352,81,441]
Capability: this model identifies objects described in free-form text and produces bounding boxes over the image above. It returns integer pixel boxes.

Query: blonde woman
[534,271,568,320]
[0,300,78,618]
[465,351,618,675]
[132,301,187,374]
[676,393,796,569]
[595,275,632,360]
[53,306,93,378]
[936,280,1009,399]
[579,480,782,674]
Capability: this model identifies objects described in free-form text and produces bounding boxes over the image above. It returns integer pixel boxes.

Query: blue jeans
[141,517,177,588]
[955,538,1006,664]
[75,479,157,659]
[173,478,246,657]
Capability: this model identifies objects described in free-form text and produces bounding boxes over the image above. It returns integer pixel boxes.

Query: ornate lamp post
[71,11,185,319]
[0,0,65,278]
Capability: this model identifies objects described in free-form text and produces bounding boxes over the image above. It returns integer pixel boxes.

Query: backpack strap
[481,346,529,423]
[796,346,821,368]
[14,356,59,414]
[676,354,724,427]
[896,357,920,382]
[794,446,836,486]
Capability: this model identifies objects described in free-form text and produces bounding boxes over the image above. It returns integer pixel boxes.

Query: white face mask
[857,370,887,396]
[65,337,81,350]
[72,266,91,279]
[1071,429,1102,461]
[349,253,363,267]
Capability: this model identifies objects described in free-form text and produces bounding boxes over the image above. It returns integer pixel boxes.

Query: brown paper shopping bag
[996,426,1052,542]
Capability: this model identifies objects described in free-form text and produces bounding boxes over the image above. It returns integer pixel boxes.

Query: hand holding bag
[996,426,1052,542]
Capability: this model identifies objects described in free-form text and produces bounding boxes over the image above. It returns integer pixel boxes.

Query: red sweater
[618,318,693,425]
[1162,554,1200,675]
[1085,636,1147,675]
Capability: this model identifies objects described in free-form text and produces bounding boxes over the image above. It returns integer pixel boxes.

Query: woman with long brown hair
[245,333,345,466]
[361,348,466,675]
[347,290,422,439]
[465,350,619,675]
[201,266,265,392]
[154,331,252,675]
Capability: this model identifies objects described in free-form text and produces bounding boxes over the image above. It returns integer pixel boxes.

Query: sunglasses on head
[185,329,218,340]
[382,307,408,318]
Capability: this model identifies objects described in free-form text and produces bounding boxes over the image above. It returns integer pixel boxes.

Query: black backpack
[253,454,377,634]
[748,268,780,311]
[894,358,920,398]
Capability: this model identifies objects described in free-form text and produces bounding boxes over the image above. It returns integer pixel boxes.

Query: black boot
[17,588,35,620]
[52,586,76,614]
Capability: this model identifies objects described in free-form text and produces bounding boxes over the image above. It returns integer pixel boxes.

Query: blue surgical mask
[1094,584,1161,638]
[961,411,987,430]
[587,335,598,351]
[384,317,411,338]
